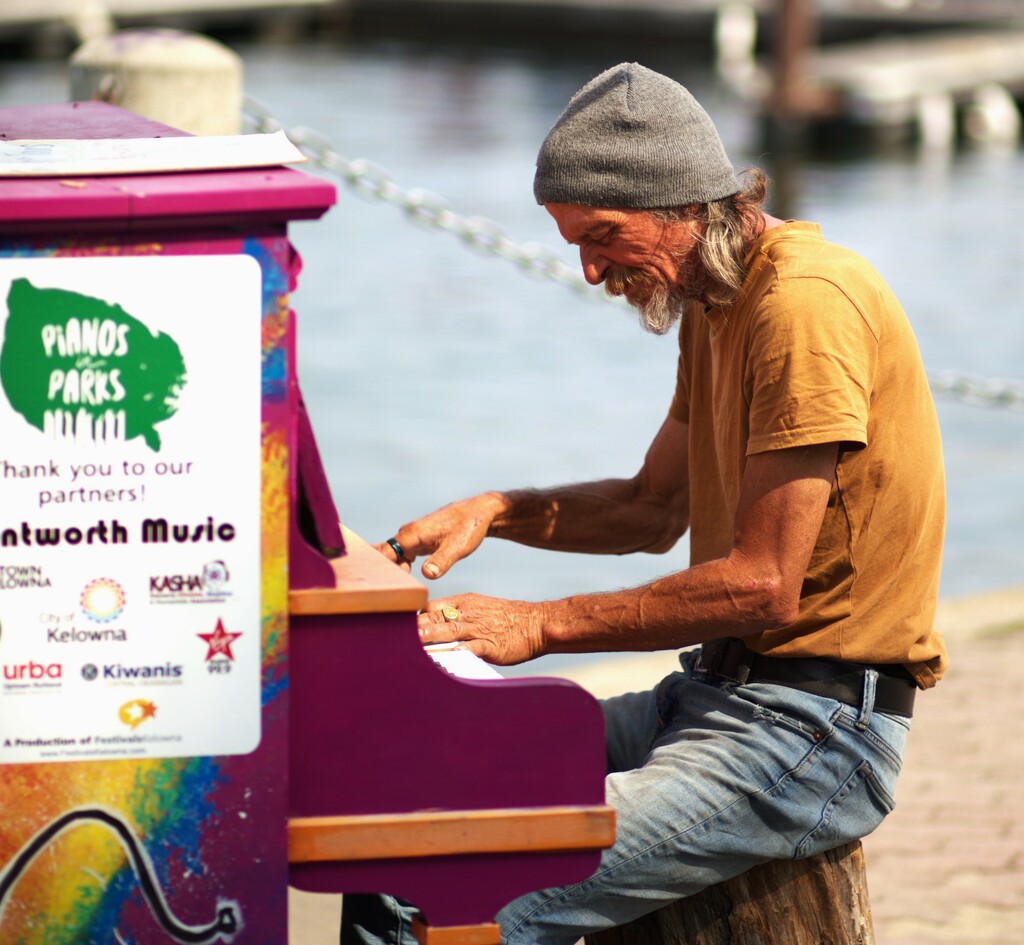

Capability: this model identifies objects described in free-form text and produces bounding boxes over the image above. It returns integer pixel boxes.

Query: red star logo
[197,618,242,662]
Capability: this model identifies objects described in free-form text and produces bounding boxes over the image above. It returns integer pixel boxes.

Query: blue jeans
[341,650,910,945]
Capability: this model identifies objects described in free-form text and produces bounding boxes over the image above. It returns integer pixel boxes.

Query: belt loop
[856,669,878,731]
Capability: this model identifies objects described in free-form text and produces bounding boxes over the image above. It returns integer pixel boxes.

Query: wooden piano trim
[288,526,427,615]
[411,918,501,945]
[288,805,616,863]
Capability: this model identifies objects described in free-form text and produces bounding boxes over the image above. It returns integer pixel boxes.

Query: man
[344,62,946,945]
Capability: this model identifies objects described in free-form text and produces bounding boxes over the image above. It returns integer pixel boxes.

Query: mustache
[603,265,660,299]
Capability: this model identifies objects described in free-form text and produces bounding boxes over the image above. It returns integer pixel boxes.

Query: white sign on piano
[0,255,262,763]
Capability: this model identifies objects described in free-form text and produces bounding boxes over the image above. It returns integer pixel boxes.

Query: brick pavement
[864,625,1024,945]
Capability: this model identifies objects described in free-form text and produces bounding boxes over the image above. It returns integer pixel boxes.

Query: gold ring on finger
[441,605,460,622]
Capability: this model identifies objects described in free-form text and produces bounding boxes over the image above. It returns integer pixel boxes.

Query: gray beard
[636,283,690,335]
[604,265,698,336]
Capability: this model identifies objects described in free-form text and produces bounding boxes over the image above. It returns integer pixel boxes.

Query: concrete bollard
[964,83,1021,145]
[69,29,243,136]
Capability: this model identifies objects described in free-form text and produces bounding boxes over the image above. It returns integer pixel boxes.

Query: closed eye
[589,225,618,244]
[568,225,618,248]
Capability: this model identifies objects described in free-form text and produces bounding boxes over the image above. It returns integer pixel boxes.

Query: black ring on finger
[386,537,406,563]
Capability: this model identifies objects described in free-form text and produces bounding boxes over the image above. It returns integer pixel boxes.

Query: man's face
[545,203,702,334]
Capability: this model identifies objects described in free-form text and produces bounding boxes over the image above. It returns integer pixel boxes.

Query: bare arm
[381,415,691,578]
[419,441,839,664]
[491,416,690,554]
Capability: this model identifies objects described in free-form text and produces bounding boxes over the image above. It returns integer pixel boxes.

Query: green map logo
[0,279,187,451]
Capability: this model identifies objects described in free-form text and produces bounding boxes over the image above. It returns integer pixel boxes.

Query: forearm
[418,550,796,665]
[489,478,689,555]
[539,551,793,654]
[417,442,837,666]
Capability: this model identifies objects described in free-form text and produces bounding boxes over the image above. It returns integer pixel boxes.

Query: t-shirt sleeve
[745,277,878,455]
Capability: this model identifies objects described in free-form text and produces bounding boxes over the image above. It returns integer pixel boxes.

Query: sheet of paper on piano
[424,643,505,680]
[0,130,305,176]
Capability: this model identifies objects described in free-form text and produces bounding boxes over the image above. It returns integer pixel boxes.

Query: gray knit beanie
[534,62,742,208]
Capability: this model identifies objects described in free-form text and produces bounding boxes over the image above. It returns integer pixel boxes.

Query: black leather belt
[697,638,917,718]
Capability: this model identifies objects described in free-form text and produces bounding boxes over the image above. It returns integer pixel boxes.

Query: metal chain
[926,371,1024,411]
[244,97,1024,412]
[243,97,602,301]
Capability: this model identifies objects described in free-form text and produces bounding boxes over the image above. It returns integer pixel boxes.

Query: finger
[418,610,461,645]
[420,600,464,624]
[422,558,444,579]
[421,549,454,579]
[384,522,445,562]
[374,537,409,565]
[459,638,496,663]
[421,529,481,579]
[418,599,466,638]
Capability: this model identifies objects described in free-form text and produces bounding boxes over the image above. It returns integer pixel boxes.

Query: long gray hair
[654,169,769,308]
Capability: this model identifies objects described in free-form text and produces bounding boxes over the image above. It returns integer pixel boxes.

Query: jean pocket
[795,760,895,859]
[742,684,837,745]
[751,702,827,744]
[836,709,909,772]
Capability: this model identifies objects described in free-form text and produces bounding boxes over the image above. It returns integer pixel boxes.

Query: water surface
[3,39,1021,675]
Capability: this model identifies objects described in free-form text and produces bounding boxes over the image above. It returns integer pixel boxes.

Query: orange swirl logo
[119,699,157,729]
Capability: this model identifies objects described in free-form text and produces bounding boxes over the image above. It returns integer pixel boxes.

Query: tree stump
[584,840,874,945]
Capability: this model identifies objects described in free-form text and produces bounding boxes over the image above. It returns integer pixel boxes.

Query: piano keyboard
[424,644,505,681]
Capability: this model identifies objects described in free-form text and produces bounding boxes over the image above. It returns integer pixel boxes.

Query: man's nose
[579,245,607,285]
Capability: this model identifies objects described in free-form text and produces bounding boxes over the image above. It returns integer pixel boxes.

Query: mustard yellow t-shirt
[669,222,947,687]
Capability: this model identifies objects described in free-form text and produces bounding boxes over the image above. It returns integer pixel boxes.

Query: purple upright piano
[0,101,613,945]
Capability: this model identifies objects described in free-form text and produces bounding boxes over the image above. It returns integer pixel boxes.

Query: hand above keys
[375,491,510,579]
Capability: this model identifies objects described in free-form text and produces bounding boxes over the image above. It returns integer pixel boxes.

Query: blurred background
[2,0,1023,677]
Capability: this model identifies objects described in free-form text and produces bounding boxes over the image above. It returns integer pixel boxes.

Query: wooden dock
[2,0,1023,48]
[3,0,1023,149]
[0,0,333,48]
[0,0,331,26]
[809,29,1024,145]
[728,20,1024,149]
